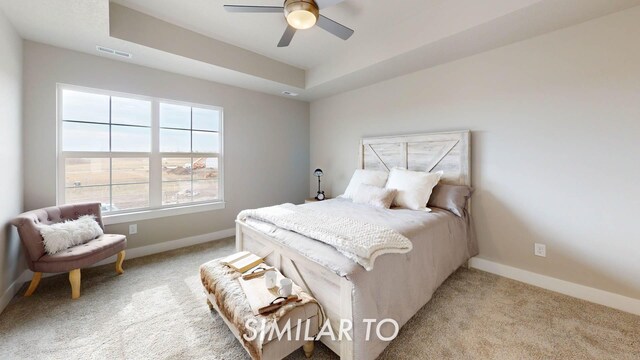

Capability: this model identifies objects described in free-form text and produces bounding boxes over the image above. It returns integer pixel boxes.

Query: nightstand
[304,198,331,204]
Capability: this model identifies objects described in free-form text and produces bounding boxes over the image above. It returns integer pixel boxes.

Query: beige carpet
[1,238,638,360]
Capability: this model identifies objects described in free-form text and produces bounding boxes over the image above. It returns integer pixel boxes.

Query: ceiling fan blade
[223,5,284,13]
[317,15,354,40]
[315,0,345,9]
[277,25,297,47]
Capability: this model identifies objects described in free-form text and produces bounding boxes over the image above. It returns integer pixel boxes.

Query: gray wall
[23,41,310,249]
[0,11,24,299]
[310,7,640,299]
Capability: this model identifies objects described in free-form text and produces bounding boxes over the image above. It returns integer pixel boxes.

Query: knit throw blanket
[237,203,413,271]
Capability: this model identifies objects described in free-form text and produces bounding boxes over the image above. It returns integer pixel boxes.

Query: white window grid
[56,84,224,216]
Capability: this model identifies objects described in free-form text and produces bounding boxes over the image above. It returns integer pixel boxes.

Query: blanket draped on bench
[200,259,319,360]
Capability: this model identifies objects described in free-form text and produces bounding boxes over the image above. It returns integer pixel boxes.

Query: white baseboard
[0,273,29,315]
[0,228,235,314]
[469,257,640,316]
[92,227,235,267]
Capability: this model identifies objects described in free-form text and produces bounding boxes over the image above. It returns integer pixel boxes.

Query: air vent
[282,91,299,97]
[96,45,132,58]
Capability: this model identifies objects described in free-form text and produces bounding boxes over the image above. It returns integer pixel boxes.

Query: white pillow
[341,169,389,199]
[385,168,443,210]
[39,215,104,255]
[353,184,397,209]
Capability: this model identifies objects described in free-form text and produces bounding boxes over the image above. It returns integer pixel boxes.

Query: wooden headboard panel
[359,131,471,186]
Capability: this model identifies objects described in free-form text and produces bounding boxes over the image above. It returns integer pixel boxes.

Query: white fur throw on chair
[39,215,104,255]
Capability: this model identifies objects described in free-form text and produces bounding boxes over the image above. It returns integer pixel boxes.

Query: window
[58,85,224,223]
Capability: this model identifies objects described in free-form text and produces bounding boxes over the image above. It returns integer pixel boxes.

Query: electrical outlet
[129,224,138,235]
[534,243,546,257]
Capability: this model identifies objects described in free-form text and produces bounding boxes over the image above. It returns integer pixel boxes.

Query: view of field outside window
[159,103,220,206]
[61,88,221,213]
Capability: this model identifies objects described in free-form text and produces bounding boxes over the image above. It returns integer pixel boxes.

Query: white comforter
[237,203,412,270]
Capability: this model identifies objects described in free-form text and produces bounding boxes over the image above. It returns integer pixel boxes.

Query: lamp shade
[313,168,323,177]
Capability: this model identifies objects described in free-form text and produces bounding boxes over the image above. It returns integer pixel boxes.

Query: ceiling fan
[224,0,354,47]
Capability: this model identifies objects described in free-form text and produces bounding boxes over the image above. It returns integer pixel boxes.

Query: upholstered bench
[200,259,321,360]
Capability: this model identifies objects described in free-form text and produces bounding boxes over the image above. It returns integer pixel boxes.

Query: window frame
[56,84,225,225]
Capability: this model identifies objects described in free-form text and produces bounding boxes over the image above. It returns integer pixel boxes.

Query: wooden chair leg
[24,272,42,297]
[69,269,81,299]
[303,341,314,358]
[115,250,126,275]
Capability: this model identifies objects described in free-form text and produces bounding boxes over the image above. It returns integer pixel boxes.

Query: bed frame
[235,131,471,359]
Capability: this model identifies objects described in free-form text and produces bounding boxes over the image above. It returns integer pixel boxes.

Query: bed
[235,131,476,360]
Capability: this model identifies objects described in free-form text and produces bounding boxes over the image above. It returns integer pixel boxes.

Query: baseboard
[92,227,235,267]
[0,272,30,315]
[0,227,235,314]
[469,257,640,316]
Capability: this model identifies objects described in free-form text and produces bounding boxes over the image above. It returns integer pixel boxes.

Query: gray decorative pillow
[427,184,473,217]
[353,184,398,209]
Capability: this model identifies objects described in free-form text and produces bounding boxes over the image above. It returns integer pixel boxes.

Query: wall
[0,10,24,303]
[310,7,640,300]
[23,41,309,249]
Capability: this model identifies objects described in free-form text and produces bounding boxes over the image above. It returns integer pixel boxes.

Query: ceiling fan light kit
[284,0,319,30]
[224,0,354,47]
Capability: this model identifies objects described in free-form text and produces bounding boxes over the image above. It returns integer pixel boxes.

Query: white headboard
[359,131,471,186]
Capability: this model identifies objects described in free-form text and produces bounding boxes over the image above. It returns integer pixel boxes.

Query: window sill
[102,201,226,225]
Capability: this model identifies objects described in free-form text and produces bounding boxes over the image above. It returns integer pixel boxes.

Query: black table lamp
[313,168,325,200]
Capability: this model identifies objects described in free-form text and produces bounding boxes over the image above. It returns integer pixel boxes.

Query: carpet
[0,238,638,359]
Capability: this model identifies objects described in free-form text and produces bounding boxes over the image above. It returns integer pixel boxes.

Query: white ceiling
[112,0,541,70]
[2,0,640,101]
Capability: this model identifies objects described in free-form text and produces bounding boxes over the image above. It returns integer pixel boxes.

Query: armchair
[11,203,127,299]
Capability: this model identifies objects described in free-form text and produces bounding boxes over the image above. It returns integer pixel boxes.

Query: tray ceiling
[2,0,639,100]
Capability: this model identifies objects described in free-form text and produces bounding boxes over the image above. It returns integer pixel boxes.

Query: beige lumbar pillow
[39,215,104,254]
[385,168,443,210]
[353,184,398,209]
